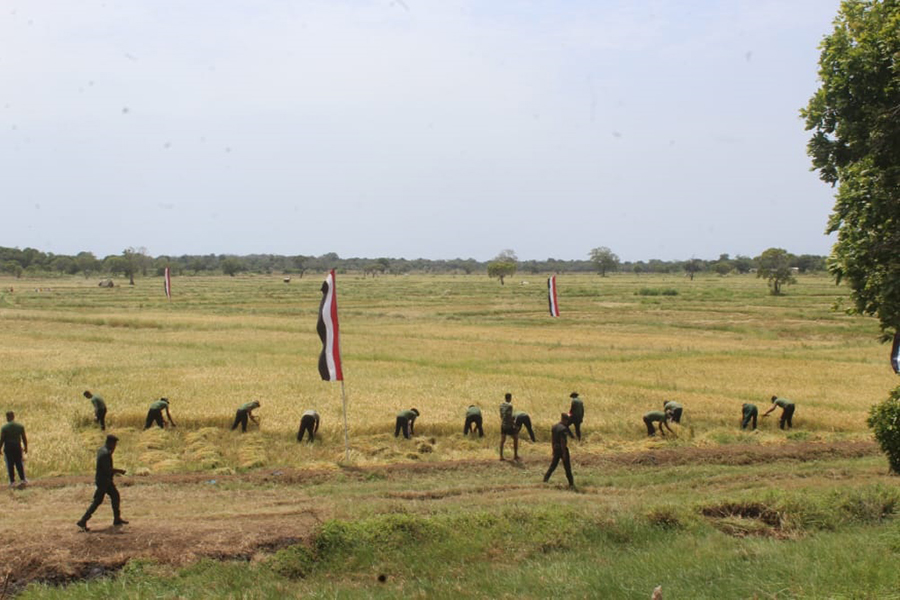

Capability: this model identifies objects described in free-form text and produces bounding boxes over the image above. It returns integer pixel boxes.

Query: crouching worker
[543,413,574,487]
[663,400,683,423]
[643,410,674,436]
[297,409,320,442]
[144,398,175,430]
[231,400,260,432]
[741,403,758,430]
[77,434,127,531]
[515,411,536,442]
[84,390,107,431]
[394,408,419,439]
[763,396,795,430]
[463,405,483,437]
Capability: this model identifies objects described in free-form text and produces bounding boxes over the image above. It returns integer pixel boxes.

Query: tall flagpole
[341,380,350,462]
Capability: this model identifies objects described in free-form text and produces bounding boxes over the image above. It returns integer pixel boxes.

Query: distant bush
[868,385,900,474]
[635,288,678,296]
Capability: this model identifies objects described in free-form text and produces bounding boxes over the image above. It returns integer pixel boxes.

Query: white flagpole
[340,381,350,462]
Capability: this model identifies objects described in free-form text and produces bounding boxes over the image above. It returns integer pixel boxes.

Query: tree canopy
[589,247,620,277]
[802,0,900,333]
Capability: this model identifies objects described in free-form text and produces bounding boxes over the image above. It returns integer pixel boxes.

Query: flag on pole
[548,275,560,317]
[891,331,900,374]
[164,266,172,300]
[317,269,343,381]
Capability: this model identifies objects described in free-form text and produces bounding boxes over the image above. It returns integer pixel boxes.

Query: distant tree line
[0,245,827,281]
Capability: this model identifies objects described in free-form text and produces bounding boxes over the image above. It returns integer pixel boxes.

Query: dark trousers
[231,409,249,432]
[670,408,682,424]
[144,409,164,429]
[517,416,536,442]
[644,416,658,436]
[4,444,25,484]
[742,413,757,430]
[544,448,573,486]
[298,415,316,442]
[780,405,795,430]
[570,418,582,440]
[463,415,484,437]
[79,483,121,524]
[394,416,411,439]
[95,408,107,431]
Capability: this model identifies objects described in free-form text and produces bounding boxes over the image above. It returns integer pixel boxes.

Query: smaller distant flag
[317,270,343,381]
[891,331,900,374]
[548,275,560,317]
[164,266,172,300]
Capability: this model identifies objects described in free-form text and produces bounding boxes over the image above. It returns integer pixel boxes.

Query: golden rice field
[0,272,893,479]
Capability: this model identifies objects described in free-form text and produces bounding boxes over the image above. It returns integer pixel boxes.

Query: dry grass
[0,273,890,478]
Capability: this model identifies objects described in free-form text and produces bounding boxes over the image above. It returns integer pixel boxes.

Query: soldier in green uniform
[741,403,758,430]
[499,393,519,460]
[144,398,176,430]
[77,434,128,531]
[568,392,585,440]
[514,411,536,442]
[643,410,674,436]
[84,390,107,431]
[231,400,261,432]
[394,408,419,439]
[1,411,28,488]
[543,413,574,487]
[297,409,320,442]
[663,400,683,424]
[763,396,795,429]
[463,405,484,437]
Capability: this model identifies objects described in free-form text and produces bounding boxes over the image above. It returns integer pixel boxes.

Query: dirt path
[0,440,880,593]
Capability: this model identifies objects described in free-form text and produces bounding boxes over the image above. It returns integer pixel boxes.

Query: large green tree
[803,0,900,473]
[588,247,619,277]
[802,0,900,333]
[487,249,518,285]
[756,248,797,295]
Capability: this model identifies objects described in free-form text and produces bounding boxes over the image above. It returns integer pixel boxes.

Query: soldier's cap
[106,434,119,444]
[570,392,578,398]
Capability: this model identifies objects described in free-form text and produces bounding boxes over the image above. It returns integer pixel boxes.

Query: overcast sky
[2,0,842,262]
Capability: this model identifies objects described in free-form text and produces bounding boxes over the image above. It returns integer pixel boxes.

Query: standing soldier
[297,409,320,442]
[741,403,758,430]
[84,390,107,431]
[144,398,176,430]
[763,396,796,429]
[1,411,28,488]
[463,405,484,437]
[394,408,419,439]
[231,400,261,433]
[77,434,128,531]
[643,410,674,437]
[543,413,574,487]
[663,400,683,424]
[499,393,519,461]
[514,411,537,442]
[568,392,585,440]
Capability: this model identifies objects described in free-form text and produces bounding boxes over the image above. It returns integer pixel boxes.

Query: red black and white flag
[317,269,343,381]
[164,266,172,300]
[548,275,560,317]
[891,331,900,374]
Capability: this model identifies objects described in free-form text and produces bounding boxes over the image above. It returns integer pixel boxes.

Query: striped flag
[548,275,560,317]
[317,269,343,381]
[164,266,172,300]
[892,331,900,374]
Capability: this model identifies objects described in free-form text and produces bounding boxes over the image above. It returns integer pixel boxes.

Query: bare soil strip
[0,440,879,593]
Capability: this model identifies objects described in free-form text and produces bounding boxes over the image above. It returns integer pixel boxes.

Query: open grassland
[0,272,893,478]
[2,272,899,598]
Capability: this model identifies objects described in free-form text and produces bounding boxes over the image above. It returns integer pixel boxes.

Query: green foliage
[756,247,797,295]
[802,0,900,333]
[589,246,619,276]
[487,249,518,285]
[867,385,900,474]
[635,287,678,296]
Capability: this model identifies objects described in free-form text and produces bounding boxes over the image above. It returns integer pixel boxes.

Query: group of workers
[0,391,800,529]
